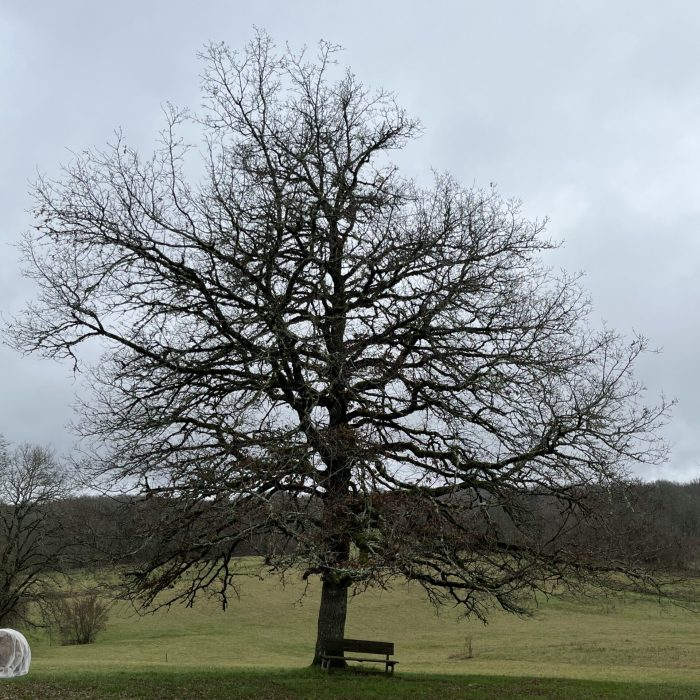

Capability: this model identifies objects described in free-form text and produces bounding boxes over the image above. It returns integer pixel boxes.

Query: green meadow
[0,569,695,697]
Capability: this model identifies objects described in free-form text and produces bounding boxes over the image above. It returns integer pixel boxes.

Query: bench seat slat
[321,654,397,664]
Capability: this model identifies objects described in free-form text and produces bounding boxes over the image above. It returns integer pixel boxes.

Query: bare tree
[8,33,670,664]
[0,439,71,625]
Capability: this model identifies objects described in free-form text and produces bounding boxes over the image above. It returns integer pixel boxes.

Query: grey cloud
[1,1,698,479]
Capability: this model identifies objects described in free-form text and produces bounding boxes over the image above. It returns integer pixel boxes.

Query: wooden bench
[321,638,398,673]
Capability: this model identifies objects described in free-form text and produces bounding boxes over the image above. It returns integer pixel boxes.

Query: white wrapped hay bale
[0,629,30,677]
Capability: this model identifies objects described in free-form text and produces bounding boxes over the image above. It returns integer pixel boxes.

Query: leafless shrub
[52,593,109,645]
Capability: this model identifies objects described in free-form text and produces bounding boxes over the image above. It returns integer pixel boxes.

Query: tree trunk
[312,577,349,666]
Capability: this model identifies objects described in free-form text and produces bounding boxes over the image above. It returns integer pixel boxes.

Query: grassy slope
[22,571,700,687]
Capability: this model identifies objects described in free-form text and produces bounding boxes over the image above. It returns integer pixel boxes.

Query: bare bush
[52,593,109,645]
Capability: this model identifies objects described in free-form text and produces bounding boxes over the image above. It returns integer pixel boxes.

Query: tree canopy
[8,32,669,663]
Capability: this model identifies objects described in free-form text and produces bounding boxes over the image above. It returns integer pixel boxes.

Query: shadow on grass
[0,667,697,699]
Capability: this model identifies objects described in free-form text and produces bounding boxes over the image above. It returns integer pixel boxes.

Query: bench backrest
[324,639,394,656]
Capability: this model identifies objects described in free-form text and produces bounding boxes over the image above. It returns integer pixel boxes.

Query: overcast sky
[1,1,698,480]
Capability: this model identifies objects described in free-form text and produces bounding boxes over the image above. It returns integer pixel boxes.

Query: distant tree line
[51,479,700,576]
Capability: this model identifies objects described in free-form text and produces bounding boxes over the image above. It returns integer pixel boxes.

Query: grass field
[3,668,700,699]
[6,568,700,697]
